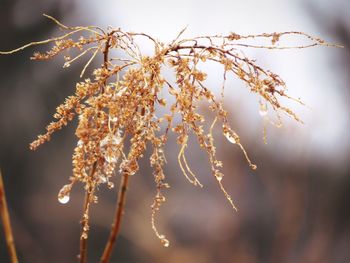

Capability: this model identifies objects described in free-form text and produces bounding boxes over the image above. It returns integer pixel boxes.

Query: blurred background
[0,0,349,262]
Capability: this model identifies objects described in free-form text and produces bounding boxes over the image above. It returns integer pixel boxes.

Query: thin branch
[100,172,131,263]
[0,170,19,263]
[103,34,112,70]
[80,46,101,78]
[79,163,97,263]
[43,13,105,36]
[170,25,189,46]
[63,46,99,68]
[0,28,87,55]
[79,191,91,263]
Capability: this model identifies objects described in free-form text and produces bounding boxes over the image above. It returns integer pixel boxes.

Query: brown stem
[0,170,19,263]
[100,172,130,263]
[78,163,97,263]
[101,33,112,92]
[103,34,112,70]
[78,192,91,263]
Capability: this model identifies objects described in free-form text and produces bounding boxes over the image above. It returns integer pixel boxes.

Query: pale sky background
[72,0,349,167]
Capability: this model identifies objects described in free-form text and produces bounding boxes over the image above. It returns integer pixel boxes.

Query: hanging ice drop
[224,131,236,144]
[259,104,268,116]
[58,184,72,204]
[161,238,170,247]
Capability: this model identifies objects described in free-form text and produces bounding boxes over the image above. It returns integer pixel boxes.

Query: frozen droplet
[162,183,170,189]
[58,194,70,204]
[222,124,238,144]
[161,238,170,247]
[98,175,108,184]
[107,182,114,189]
[251,164,257,170]
[63,62,71,68]
[215,173,224,182]
[259,104,268,116]
[58,184,71,204]
[224,131,236,144]
[155,193,166,203]
[81,232,88,239]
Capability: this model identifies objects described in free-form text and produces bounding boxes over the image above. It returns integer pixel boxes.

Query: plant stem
[79,163,97,263]
[100,172,130,263]
[0,170,19,263]
[79,192,91,263]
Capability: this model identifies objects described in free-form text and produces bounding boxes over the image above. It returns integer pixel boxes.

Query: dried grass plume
[0,14,340,263]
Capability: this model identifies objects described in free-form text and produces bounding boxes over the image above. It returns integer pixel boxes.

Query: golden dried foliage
[1,14,339,263]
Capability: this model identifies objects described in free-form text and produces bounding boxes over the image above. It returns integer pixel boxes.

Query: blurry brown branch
[0,170,19,263]
[100,172,131,263]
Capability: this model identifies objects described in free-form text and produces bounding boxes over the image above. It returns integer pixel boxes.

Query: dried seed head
[0,14,338,248]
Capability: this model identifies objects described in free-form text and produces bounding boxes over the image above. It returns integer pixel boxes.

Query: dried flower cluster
[0,15,338,263]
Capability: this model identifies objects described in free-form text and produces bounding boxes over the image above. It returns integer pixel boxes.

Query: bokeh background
[0,0,349,262]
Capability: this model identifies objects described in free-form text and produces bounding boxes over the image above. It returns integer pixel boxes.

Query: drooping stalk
[0,170,19,263]
[100,172,130,263]
[79,162,97,263]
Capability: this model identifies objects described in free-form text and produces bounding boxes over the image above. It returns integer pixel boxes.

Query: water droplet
[251,164,257,170]
[161,238,170,247]
[98,175,108,184]
[215,172,224,182]
[58,194,70,204]
[63,62,71,68]
[155,193,166,203]
[77,140,84,147]
[107,182,114,189]
[259,104,268,116]
[224,131,236,144]
[222,125,238,144]
[58,184,71,204]
[162,183,170,188]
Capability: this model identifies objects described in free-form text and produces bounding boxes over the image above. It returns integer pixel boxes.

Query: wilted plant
[0,15,339,263]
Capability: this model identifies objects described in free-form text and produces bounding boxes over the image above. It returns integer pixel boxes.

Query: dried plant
[0,15,339,263]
